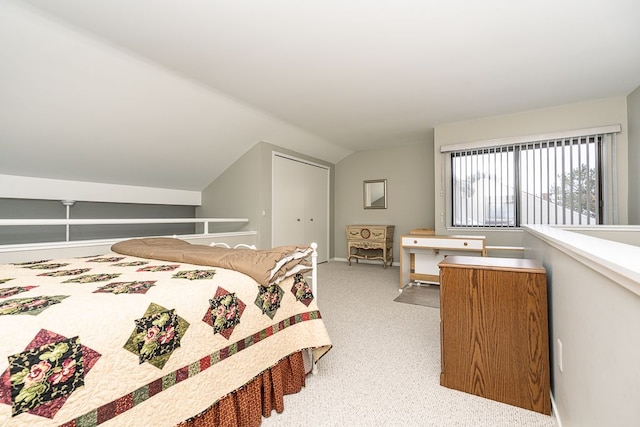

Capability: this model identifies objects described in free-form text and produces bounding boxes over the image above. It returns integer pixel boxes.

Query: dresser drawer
[401,236,484,251]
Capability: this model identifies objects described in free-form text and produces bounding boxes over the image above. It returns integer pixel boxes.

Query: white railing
[0,218,249,242]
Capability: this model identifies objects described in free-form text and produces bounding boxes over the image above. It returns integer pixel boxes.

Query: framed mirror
[363,179,387,209]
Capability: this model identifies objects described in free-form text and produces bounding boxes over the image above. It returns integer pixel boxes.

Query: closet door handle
[310,218,314,222]
[297,219,301,222]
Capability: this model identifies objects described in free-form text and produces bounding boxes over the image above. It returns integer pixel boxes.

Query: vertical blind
[445,126,619,227]
[519,136,601,225]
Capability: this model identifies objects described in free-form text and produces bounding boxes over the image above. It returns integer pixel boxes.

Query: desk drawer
[401,236,484,251]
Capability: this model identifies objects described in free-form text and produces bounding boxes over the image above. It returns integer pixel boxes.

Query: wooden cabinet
[439,256,550,415]
[346,225,394,268]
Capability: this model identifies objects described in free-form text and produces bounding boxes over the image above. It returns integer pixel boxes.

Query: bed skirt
[178,351,306,427]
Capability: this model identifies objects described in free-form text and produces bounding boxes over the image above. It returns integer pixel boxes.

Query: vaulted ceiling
[2,0,640,192]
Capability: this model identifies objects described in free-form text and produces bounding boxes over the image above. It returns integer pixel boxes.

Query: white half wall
[523,225,640,427]
[0,174,201,205]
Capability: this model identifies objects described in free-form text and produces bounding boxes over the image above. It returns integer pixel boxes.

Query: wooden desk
[399,234,486,289]
[439,256,550,414]
[347,225,394,268]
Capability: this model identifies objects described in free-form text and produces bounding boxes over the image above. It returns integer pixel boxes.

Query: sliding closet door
[272,155,306,248]
[272,154,329,263]
[304,162,329,261]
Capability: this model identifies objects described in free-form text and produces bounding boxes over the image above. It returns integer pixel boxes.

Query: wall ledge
[0,231,258,264]
[523,225,640,297]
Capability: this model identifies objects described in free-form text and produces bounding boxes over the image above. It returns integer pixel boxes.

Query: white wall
[0,0,350,199]
[434,97,629,249]
[524,226,640,427]
[565,225,640,247]
[0,175,201,206]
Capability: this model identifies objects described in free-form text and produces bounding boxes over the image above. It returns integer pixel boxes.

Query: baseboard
[551,391,562,427]
[331,257,399,267]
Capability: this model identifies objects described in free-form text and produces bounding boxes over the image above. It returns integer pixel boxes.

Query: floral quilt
[0,252,331,426]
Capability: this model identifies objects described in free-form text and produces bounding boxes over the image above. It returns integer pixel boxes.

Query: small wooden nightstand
[346,225,394,268]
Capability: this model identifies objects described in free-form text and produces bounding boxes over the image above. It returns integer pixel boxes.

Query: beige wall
[196,142,263,235]
[434,96,630,250]
[199,138,434,262]
[199,95,634,261]
[627,86,640,224]
[334,140,435,263]
[197,141,334,252]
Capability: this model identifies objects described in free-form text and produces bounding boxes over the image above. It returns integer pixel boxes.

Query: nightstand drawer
[347,225,394,242]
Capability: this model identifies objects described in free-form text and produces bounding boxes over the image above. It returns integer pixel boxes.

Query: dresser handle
[414,240,418,244]
[464,242,468,246]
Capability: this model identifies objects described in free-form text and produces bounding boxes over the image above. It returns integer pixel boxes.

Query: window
[445,126,620,228]
[452,146,516,227]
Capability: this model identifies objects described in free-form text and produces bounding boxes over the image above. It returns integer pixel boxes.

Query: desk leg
[399,245,410,290]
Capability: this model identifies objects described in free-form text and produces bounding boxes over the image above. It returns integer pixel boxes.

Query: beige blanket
[112,238,313,286]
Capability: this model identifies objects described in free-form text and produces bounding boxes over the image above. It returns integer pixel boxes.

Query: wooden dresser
[438,256,550,415]
[346,225,395,268]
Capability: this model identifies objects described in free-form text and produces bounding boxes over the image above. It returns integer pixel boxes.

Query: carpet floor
[262,261,556,427]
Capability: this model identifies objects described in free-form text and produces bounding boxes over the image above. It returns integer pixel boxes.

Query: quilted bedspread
[0,250,331,426]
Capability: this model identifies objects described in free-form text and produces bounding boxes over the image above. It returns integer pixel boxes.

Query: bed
[0,237,332,426]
